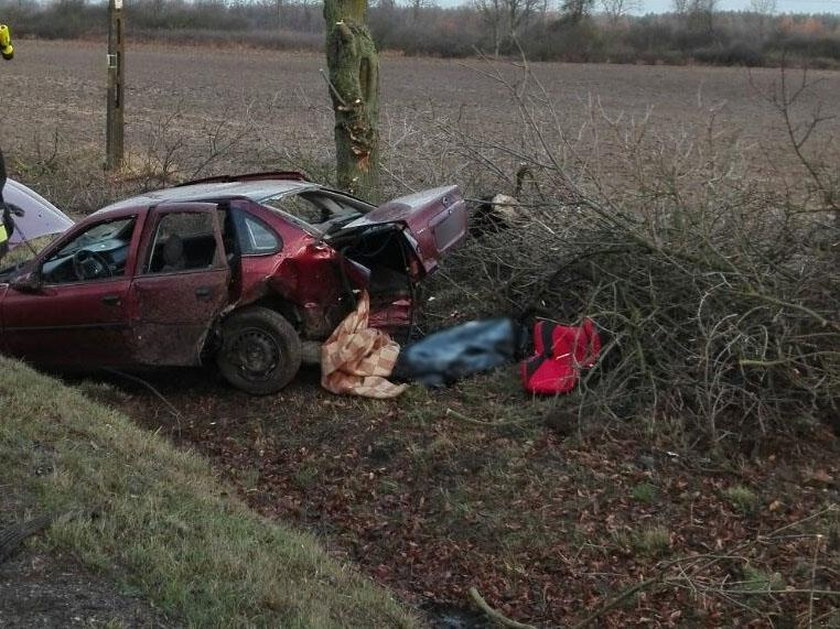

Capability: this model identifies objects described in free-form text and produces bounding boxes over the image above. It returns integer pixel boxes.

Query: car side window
[41,217,136,284]
[231,209,282,255]
[144,212,220,274]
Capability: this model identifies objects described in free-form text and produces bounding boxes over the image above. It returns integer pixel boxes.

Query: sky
[435,0,840,13]
[640,0,840,13]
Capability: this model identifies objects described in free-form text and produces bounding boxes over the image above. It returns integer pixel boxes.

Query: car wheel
[216,307,302,395]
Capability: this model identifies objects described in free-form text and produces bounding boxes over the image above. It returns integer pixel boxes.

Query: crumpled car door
[128,203,231,366]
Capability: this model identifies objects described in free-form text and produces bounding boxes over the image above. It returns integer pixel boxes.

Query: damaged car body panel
[3,178,75,247]
[333,185,467,277]
[128,202,231,365]
[0,173,468,394]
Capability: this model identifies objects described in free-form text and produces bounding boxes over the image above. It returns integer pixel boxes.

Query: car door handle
[195,286,212,299]
[101,295,121,306]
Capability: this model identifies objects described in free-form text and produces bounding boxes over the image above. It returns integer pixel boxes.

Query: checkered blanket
[321,291,407,399]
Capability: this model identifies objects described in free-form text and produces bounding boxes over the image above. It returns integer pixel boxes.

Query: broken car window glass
[41,216,136,284]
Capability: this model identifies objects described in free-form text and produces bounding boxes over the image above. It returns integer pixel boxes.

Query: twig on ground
[101,368,183,435]
[468,586,537,629]
[445,407,526,427]
[571,577,661,629]
[808,534,823,628]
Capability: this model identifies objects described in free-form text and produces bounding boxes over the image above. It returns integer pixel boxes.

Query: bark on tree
[323,0,380,195]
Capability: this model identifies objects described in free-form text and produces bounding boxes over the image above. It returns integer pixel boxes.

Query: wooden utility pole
[323,0,380,195]
[106,0,125,171]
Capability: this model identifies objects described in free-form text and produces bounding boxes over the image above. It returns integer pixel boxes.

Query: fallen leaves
[805,469,835,486]
[113,375,840,627]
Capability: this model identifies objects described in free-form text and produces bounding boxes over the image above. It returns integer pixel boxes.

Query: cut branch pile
[427,61,840,446]
[442,189,839,444]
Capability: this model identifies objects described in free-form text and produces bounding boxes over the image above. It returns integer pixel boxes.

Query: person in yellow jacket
[0,22,15,259]
[0,24,12,60]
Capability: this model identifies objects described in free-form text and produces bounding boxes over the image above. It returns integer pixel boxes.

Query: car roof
[92,178,320,219]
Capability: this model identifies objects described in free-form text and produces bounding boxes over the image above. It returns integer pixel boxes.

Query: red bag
[520,318,601,394]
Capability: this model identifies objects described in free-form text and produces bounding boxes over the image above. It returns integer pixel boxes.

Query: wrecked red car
[0,172,467,393]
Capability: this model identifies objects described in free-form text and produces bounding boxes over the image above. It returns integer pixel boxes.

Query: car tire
[216,307,302,395]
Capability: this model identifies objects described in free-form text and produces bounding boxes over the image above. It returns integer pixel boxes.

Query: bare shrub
[9,100,269,217]
[424,60,839,448]
[128,102,258,187]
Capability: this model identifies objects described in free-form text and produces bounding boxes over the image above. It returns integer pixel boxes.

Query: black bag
[393,318,518,387]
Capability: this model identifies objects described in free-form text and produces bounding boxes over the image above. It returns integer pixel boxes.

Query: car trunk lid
[328,185,467,278]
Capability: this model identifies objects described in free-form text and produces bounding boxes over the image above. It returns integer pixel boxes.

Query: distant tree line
[2,0,840,67]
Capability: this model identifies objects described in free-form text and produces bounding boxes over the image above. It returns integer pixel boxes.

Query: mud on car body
[0,172,468,394]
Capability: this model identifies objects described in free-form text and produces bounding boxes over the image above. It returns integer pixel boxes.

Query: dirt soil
[0,550,172,628]
[73,365,840,628]
[0,492,173,628]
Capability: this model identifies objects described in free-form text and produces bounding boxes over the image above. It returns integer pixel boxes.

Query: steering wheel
[72,249,113,280]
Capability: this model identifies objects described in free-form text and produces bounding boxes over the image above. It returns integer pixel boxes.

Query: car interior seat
[161,234,186,272]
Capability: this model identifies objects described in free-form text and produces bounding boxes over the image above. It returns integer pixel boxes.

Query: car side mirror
[10,269,43,293]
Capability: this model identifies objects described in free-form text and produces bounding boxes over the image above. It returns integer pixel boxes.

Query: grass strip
[0,357,418,628]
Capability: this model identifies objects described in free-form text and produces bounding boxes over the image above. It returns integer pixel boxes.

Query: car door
[128,203,231,366]
[1,215,140,366]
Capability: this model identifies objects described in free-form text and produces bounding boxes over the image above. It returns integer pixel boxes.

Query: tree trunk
[323,0,380,195]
